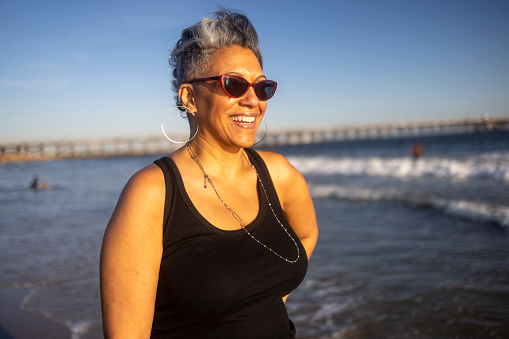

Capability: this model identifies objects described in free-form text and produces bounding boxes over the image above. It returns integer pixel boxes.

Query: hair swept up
[169,9,263,106]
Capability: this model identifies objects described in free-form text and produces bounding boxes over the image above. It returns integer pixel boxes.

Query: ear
[179,84,196,112]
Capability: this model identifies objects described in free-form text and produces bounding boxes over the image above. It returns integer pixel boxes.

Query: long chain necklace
[186,143,300,263]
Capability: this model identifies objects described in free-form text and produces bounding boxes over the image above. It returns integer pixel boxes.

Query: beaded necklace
[186,143,300,263]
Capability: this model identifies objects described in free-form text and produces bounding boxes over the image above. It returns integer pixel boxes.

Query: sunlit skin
[165,46,272,232]
[100,45,318,339]
[180,45,268,151]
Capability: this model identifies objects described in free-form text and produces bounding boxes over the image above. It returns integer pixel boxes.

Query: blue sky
[1,0,508,143]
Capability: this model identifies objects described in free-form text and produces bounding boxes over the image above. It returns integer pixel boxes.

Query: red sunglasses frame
[188,74,277,101]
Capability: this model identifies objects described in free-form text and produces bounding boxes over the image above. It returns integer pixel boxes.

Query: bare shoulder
[253,150,301,184]
[103,162,166,249]
[251,149,308,209]
[128,163,164,189]
[250,150,306,193]
[105,163,166,235]
[119,163,166,202]
[254,149,289,164]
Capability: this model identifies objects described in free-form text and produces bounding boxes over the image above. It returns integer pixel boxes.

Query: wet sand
[0,289,70,339]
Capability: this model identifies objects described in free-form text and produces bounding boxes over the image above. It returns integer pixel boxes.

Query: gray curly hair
[169,9,263,107]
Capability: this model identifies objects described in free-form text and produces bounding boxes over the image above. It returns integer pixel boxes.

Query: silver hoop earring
[162,106,199,144]
[253,119,267,146]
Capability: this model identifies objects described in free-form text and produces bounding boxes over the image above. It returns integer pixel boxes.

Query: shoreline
[0,289,70,339]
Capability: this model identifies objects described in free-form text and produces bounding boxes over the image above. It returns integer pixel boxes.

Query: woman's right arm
[100,164,165,339]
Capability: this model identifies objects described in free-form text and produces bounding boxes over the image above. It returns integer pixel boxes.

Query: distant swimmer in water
[30,176,40,190]
[30,175,51,190]
[410,142,424,161]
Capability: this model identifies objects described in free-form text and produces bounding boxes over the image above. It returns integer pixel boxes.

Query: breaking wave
[288,151,509,182]
[308,184,509,229]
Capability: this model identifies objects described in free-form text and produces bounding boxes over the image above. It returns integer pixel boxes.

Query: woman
[100,10,318,338]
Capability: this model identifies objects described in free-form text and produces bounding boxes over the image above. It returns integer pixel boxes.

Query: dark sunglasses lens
[255,81,276,101]
[224,76,249,97]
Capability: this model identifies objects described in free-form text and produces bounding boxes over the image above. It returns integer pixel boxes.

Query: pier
[261,116,509,146]
[1,117,508,163]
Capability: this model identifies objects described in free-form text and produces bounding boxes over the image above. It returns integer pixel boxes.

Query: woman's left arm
[259,151,318,260]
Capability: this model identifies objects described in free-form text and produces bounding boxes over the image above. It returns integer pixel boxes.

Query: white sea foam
[288,151,509,181]
[286,277,361,338]
[308,184,509,228]
[442,200,509,227]
[68,320,92,339]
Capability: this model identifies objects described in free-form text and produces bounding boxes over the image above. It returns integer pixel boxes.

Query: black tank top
[151,148,308,338]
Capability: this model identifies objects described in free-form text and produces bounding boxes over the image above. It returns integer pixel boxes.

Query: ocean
[0,131,508,338]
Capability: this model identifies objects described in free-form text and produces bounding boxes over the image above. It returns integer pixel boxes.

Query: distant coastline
[1,117,508,163]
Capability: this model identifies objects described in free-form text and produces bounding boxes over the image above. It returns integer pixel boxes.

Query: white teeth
[230,116,255,123]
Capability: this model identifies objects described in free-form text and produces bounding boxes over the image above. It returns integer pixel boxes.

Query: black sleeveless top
[151,148,308,339]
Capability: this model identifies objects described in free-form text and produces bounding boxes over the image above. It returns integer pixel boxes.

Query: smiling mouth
[229,116,256,124]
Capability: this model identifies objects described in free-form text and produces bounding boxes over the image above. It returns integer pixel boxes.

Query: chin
[230,136,256,149]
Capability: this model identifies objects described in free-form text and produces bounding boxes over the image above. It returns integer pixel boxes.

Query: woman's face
[184,45,268,149]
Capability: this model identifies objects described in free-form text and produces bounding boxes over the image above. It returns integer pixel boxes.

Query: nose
[240,85,259,107]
